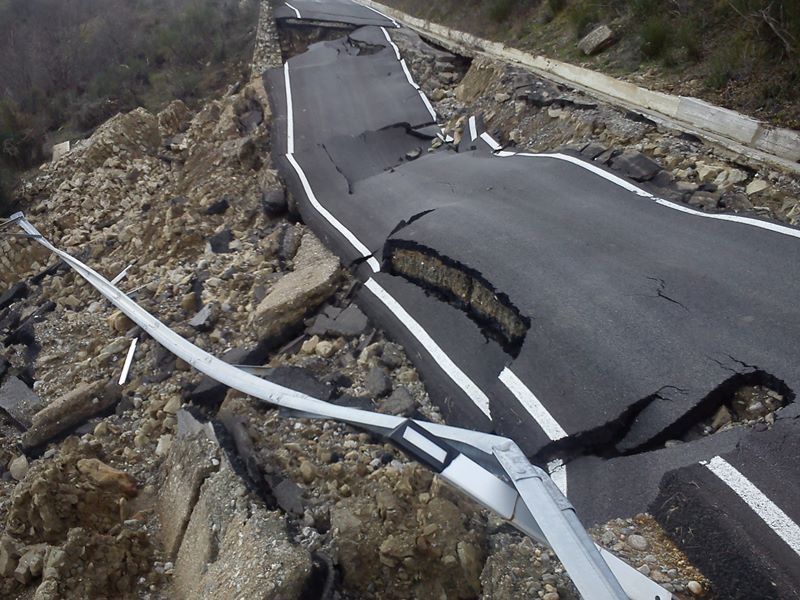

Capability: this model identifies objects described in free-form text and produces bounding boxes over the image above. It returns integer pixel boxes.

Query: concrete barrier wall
[362,0,800,165]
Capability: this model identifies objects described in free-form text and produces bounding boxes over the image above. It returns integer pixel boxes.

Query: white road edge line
[380,28,437,121]
[399,59,419,89]
[365,278,492,419]
[284,62,295,155]
[418,91,437,122]
[358,1,400,27]
[286,154,380,273]
[498,151,800,240]
[703,455,800,557]
[283,60,380,272]
[284,27,488,419]
[548,458,568,496]
[499,367,568,441]
[381,27,401,60]
[118,338,138,386]
[654,197,800,239]
[284,2,301,18]
[468,115,478,141]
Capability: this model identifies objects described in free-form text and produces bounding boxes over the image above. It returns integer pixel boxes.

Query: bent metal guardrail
[1,212,671,600]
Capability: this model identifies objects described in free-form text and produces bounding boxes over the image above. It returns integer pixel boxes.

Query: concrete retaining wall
[360,0,800,167]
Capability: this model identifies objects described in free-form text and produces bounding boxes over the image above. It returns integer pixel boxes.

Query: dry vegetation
[383,0,800,128]
[0,0,259,213]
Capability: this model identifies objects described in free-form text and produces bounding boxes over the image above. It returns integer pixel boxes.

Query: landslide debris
[0,16,719,600]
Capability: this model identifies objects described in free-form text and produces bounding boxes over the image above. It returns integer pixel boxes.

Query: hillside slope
[382,0,800,130]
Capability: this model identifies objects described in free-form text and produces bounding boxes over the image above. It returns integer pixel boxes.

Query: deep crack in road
[266,2,800,598]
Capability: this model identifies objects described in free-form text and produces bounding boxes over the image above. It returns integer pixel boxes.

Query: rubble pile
[0,23,717,600]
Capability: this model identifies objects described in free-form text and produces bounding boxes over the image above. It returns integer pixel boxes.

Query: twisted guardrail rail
[1,212,670,600]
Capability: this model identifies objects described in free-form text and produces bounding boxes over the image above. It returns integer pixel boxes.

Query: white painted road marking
[284,62,295,154]
[703,455,800,557]
[654,197,800,239]
[365,278,493,419]
[286,154,381,272]
[498,151,800,240]
[283,61,380,272]
[118,338,138,385]
[380,26,401,60]
[468,115,478,141]
[480,131,502,151]
[399,59,419,89]
[284,2,301,18]
[548,458,568,496]
[380,27,437,122]
[358,1,400,27]
[499,367,568,441]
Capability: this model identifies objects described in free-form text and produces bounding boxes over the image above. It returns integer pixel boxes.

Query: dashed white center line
[499,367,568,441]
[703,455,800,557]
[480,131,502,151]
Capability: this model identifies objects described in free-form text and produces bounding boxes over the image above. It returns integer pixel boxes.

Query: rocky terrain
[423,52,800,225]
[0,10,745,600]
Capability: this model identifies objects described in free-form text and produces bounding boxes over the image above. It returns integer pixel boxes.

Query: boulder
[307,304,369,338]
[158,427,221,558]
[174,467,311,599]
[746,179,769,195]
[0,282,28,310]
[687,191,720,210]
[262,186,288,216]
[250,233,340,341]
[578,25,616,55]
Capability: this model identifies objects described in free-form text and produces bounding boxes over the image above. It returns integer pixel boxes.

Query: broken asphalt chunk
[307,304,369,338]
[610,150,662,182]
[0,282,28,310]
[0,376,44,429]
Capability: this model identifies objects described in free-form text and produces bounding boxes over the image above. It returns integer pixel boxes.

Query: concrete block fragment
[22,380,120,449]
[157,429,221,558]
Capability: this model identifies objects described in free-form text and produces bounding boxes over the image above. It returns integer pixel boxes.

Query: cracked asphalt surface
[266,3,800,597]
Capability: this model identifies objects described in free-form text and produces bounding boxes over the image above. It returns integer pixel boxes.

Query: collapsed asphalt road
[265,2,800,598]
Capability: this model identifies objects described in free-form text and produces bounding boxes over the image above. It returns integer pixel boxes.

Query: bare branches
[728,0,797,57]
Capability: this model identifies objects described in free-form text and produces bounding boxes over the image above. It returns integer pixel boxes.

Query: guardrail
[358,0,800,172]
[1,212,669,600]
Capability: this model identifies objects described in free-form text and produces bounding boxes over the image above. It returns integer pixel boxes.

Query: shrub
[489,0,515,23]
[0,167,16,218]
[548,0,566,14]
[640,16,671,58]
[706,37,745,89]
[674,19,703,63]
[627,0,660,19]
[567,1,601,39]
